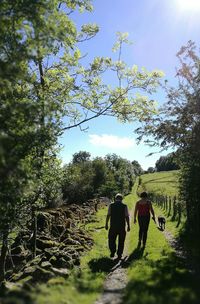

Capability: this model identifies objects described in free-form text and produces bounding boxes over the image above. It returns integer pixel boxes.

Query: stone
[11,245,25,255]
[32,266,55,282]
[36,238,60,250]
[73,257,80,266]
[64,238,81,246]
[51,267,70,278]
[49,256,57,265]
[28,255,43,267]
[37,212,54,232]
[52,256,73,269]
[41,261,52,269]
[44,247,60,259]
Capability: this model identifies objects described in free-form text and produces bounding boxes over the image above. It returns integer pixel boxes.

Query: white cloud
[89,134,135,149]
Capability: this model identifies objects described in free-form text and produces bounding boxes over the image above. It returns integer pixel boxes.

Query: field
[138,170,180,197]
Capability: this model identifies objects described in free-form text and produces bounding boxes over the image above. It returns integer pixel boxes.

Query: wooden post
[168,196,171,216]
[176,200,182,227]
[0,228,9,283]
[172,196,177,221]
[32,207,37,259]
[165,195,168,212]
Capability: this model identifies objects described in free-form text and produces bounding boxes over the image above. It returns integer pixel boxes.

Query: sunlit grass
[123,172,200,304]
[124,204,200,304]
[139,171,180,197]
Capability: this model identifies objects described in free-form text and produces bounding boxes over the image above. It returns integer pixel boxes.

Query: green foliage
[155,153,180,172]
[131,160,143,176]
[91,157,107,194]
[62,160,94,203]
[72,151,91,164]
[59,30,164,130]
[136,41,200,234]
[34,152,64,208]
[0,0,97,281]
[146,167,155,173]
[0,0,163,223]
[62,152,141,202]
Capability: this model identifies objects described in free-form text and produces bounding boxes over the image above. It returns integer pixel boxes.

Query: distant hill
[138,170,179,197]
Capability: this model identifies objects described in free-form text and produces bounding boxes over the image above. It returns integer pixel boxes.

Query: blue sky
[59,0,200,170]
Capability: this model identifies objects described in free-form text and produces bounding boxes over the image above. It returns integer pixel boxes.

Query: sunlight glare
[177,0,200,11]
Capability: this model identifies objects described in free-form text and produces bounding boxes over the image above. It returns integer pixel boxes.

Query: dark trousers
[108,228,126,257]
[138,215,150,245]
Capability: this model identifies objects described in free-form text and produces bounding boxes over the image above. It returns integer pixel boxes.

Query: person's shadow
[88,257,119,273]
[121,247,145,268]
[88,247,146,273]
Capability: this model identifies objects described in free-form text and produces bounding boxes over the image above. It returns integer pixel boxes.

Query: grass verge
[123,172,200,304]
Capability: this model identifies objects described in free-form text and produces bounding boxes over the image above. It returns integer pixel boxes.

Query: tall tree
[136,41,200,233]
[0,0,163,281]
[0,0,94,282]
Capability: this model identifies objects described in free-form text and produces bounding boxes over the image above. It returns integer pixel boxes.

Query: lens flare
[177,0,200,11]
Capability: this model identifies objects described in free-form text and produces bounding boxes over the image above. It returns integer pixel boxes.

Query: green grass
[123,175,200,304]
[13,173,200,304]
[124,234,200,304]
[138,170,180,197]
[139,170,185,236]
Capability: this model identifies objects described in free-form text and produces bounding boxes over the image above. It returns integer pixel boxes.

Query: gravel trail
[94,256,128,304]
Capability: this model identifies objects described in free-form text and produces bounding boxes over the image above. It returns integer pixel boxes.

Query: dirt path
[94,257,128,304]
[94,204,135,304]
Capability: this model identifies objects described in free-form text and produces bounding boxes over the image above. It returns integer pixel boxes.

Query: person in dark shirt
[134,191,155,248]
[105,193,130,259]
